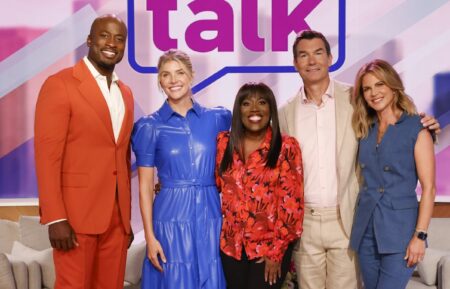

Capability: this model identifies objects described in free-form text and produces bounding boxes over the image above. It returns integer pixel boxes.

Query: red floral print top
[216,128,304,262]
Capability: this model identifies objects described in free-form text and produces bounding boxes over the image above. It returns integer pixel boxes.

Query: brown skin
[48,15,133,251]
[240,95,282,284]
[48,220,78,251]
[87,15,127,87]
[240,95,271,161]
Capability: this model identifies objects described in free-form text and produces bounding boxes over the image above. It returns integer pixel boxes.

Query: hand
[419,112,441,136]
[48,220,78,251]
[256,256,281,285]
[147,237,167,272]
[128,228,134,249]
[404,236,426,267]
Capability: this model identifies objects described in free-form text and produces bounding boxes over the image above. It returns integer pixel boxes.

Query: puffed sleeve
[267,136,304,262]
[214,107,232,132]
[131,117,157,167]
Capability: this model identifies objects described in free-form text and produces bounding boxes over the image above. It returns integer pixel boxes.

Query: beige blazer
[278,80,359,238]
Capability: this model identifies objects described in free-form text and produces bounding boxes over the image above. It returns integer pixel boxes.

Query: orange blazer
[34,60,134,234]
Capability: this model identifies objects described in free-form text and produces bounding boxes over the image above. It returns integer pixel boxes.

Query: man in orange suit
[34,14,134,289]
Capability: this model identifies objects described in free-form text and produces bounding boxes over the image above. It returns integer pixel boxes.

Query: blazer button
[384,166,390,171]
[360,163,365,169]
[378,187,385,193]
[113,171,117,175]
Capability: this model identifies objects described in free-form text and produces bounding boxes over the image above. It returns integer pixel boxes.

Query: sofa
[406,218,450,289]
[0,216,145,289]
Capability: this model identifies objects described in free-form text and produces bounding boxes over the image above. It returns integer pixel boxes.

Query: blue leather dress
[132,101,230,289]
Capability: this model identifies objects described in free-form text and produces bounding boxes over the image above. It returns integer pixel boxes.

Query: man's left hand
[420,112,441,136]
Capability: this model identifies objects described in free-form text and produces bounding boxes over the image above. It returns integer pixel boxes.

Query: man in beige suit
[278,30,360,289]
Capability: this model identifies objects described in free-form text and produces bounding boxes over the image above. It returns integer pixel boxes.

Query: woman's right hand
[147,237,167,272]
[256,256,281,285]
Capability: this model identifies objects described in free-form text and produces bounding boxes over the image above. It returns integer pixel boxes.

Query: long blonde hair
[352,59,417,139]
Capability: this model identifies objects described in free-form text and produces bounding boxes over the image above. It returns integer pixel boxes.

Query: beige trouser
[293,207,360,289]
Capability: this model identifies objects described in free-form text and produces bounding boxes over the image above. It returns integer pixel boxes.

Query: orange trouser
[53,202,128,289]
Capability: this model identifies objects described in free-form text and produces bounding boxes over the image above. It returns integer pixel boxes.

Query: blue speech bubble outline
[127,0,346,94]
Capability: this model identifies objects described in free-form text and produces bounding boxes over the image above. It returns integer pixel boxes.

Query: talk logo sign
[127,0,346,93]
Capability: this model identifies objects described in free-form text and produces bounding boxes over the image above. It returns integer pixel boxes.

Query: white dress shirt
[83,56,125,142]
[295,82,338,207]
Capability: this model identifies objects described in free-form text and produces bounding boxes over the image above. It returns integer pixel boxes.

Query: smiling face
[159,60,193,104]
[240,94,271,137]
[362,73,396,113]
[293,38,332,85]
[87,16,127,75]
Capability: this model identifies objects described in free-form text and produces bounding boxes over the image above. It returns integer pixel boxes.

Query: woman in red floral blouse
[216,82,304,289]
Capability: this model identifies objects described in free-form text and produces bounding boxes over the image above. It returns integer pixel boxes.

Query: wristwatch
[415,230,428,241]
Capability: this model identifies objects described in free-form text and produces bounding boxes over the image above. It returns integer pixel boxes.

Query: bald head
[86,14,128,77]
[90,14,127,37]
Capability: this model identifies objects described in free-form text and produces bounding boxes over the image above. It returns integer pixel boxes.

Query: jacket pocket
[391,195,418,209]
[61,172,89,188]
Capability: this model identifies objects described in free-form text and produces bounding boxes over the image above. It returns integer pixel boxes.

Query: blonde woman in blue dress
[132,50,230,289]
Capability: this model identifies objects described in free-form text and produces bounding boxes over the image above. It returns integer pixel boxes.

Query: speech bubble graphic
[127,0,346,93]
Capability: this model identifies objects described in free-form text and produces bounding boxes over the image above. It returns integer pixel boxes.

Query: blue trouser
[357,216,415,289]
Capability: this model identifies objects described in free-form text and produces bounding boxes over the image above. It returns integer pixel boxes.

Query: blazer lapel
[74,60,115,143]
[286,94,300,137]
[335,81,352,156]
[116,81,133,146]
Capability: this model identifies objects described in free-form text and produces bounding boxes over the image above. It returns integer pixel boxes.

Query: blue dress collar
[159,99,203,122]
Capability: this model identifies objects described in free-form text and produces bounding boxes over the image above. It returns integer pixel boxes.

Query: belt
[160,177,216,188]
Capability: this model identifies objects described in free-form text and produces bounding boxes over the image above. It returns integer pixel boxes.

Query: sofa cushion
[125,242,146,285]
[0,219,19,253]
[438,255,450,289]
[406,276,437,289]
[19,216,51,251]
[427,218,450,251]
[123,281,140,289]
[10,241,55,289]
[417,248,448,285]
[0,253,16,289]
[10,260,28,289]
[28,261,43,289]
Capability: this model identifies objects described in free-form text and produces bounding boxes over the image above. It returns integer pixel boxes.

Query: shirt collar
[299,80,334,104]
[395,111,408,124]
[373,111,408,128]
[260,127,273,151]
[233,128,272,162]
[247,127,272,153]
[159,99,202,122]
[83,56,119,83]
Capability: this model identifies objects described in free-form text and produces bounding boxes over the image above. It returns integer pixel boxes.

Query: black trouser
[220,242,295,289]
